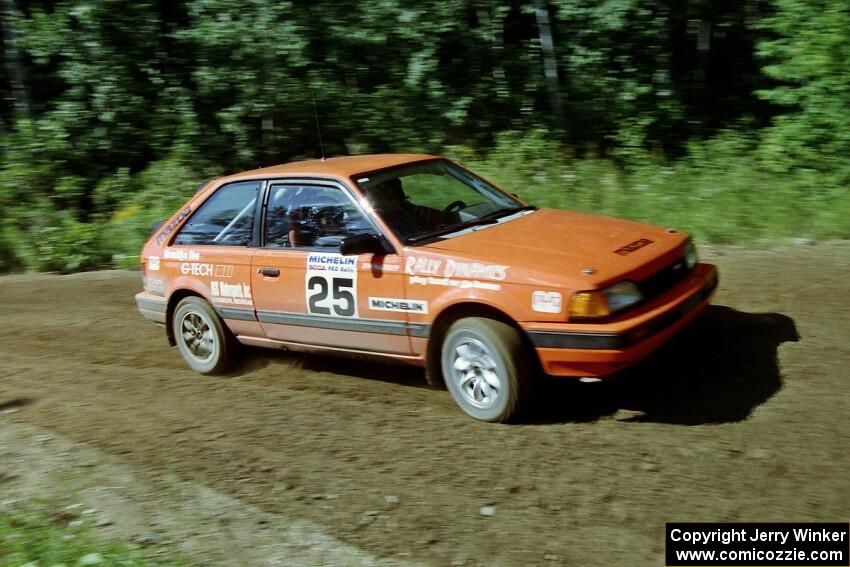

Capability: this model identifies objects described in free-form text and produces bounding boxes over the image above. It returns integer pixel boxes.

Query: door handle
[258,267,280,277]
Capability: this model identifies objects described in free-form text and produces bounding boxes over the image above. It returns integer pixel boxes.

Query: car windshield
[354,159,532,244]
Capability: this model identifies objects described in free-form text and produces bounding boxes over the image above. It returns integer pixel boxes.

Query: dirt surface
[1,243,849,566]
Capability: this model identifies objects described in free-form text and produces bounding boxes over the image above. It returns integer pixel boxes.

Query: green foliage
[0,0,848,273]
[756,0,850,182]
[454,130,850,243]
[100,153,206,267]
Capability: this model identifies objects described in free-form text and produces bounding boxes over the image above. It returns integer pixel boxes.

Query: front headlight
[684,240,698,269]
[603,281,643,313]
[569,280,643,319]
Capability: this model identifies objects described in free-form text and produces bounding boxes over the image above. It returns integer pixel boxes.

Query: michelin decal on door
[305,252,358,318]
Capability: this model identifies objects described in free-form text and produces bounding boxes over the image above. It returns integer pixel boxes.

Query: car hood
[420,208,689,289]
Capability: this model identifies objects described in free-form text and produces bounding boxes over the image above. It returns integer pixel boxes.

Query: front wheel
[441,317,533,422]
[173,296,234,375]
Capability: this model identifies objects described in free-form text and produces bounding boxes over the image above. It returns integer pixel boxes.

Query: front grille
[638,254,690,300]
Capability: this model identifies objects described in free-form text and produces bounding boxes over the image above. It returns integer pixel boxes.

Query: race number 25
[307,276,356,317]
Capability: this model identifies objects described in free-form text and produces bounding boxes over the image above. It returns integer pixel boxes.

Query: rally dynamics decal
[404,256,508,291]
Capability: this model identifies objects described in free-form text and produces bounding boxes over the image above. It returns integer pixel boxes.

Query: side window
[265,185,374,249]
[173,181,260,246]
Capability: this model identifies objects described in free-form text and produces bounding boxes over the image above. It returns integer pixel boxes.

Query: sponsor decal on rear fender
[211,280,252,306]
[163,248,201,261]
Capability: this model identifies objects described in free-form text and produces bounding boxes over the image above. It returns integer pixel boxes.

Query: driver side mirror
[340,233,387,256]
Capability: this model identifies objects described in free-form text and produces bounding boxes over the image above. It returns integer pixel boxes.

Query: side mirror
[340,233,386,256]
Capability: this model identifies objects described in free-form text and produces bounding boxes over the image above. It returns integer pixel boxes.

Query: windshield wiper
[480,204,538,220]
[404,206,537,245]
[404,219,497,244]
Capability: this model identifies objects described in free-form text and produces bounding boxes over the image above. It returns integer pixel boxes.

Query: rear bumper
[523,263,718,377]
[135,291,167,324]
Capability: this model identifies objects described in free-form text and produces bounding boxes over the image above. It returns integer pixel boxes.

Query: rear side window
[173,181,260,246]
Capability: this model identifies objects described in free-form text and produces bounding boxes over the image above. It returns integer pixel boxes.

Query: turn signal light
[569,291,611,319]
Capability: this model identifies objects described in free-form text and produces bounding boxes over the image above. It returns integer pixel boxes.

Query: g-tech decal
[368,297,428,314]
[181,262,214,276]
[156,205,192,245]
[531,291,562,313]
[306,252,358,318]
[614,238,653,256]
[211,280,252,306]
[148,256,160,271]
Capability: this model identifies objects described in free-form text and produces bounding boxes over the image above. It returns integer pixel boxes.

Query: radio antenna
[311,91,325,161]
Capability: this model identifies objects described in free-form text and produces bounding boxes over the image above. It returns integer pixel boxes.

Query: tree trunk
[534,0,562,124]
[1,0,29,118]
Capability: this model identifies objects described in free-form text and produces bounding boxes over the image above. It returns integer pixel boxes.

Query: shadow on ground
[0,397,35,411]
[230,305,798,425]
[528,305,799,425]
[234,345,430,389]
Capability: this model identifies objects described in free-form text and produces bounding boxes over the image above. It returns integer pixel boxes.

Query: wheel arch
[425,301,538,387]
[165,288,205,346]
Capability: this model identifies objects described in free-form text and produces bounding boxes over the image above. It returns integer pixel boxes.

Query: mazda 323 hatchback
[135,154,718,422]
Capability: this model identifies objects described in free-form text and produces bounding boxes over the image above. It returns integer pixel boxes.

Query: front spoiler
[524,264,718,377]
[527,270,717,350]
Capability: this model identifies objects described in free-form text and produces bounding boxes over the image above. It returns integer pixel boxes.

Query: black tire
[440,317,532,422]
[173,296,235,375]
[424,340,446,389]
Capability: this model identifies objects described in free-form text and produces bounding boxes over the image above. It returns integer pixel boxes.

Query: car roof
[217,153,439,183]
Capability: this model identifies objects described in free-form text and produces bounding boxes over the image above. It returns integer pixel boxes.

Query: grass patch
[0,503,190,567]
[450,131,850,244]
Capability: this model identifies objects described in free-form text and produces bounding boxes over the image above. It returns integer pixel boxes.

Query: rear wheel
[173,296,234,375]
[441,317,532,422]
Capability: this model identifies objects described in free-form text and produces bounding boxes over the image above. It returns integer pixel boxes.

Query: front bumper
[522,263,718,377]
[135,291,167,324]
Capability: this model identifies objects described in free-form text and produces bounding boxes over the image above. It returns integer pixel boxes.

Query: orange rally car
[135,154,717,422]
